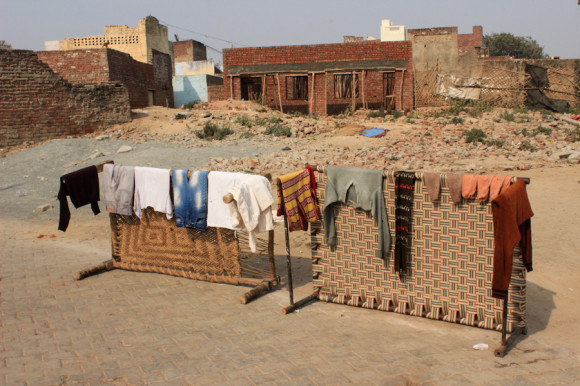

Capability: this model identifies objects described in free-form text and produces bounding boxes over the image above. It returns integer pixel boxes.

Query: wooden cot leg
[74,259,115,280]
[283,294,316,314]
[238,279,278,304]
[494,294,509,357]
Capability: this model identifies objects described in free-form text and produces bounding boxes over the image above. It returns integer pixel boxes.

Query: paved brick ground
[1,218,579,385]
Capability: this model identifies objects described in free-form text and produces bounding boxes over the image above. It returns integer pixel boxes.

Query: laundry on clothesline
[58,165,101,232]
[276,166,320,232]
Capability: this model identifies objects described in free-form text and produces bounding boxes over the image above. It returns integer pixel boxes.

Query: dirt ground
[1,101,579,355]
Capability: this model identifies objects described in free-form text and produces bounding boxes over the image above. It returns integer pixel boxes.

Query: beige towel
[423,173,441,202]
[446,173,463,204]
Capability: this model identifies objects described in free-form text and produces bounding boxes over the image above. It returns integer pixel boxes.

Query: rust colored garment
[462,174,478,200]
[490,175,513,202]
[476,175,493,203]
[491,179,533,299]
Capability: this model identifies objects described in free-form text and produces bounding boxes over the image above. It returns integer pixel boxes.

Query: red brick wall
[208,85,225,101]
[458,26,483,55]
[37,50,110,83]
[0,50,131,147]
[149,49,174,107]
[223,40,413,114]
[38,48,174,109]
[173,40,207,62]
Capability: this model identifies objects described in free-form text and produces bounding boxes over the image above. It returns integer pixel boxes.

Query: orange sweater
[491,179,534,299]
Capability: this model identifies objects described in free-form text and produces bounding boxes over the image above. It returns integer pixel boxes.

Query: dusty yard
[1,100,579,355]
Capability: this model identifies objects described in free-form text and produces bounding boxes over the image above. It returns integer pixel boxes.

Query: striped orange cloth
[276,167,320,232]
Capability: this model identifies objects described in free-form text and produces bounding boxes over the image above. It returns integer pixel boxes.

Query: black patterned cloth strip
[394,171,416,275]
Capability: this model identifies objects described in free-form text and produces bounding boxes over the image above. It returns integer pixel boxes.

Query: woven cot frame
[310,169,526,333]
[109,209,276,287]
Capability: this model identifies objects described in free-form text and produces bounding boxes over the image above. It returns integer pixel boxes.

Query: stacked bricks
[0,50,131,147]
[458,26,483,55]
[222,40,414,115]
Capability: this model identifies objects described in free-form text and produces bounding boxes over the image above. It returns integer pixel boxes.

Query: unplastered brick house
[222,40,414,115]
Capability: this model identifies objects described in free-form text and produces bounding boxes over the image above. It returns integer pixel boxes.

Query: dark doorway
[383,72,396,113]
[241,77,262,102]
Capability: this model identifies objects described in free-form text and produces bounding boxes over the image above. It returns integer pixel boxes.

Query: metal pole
[278,180,294,305]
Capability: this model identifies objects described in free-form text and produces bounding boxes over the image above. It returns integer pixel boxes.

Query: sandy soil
[1,102,579,353]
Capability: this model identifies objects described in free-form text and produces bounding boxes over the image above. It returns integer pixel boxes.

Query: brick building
[38,48,174,108]
[0,50,131,147]
[223,40,413,115]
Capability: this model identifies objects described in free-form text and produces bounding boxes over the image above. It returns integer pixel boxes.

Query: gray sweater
[323,166,391,260]
[103,164,135,216]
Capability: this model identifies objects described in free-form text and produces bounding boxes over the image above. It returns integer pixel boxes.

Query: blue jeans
[172,170,209,230]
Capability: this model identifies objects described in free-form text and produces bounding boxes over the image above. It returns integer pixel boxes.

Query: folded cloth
[491,179,534,299]
[446,173,463,204]
[172,170,209,230]
[476,175,493,203]
[276,167,320,231]
[58,165,100,232]
[423,172,441,202]
[490,175,513,202]
[228,174,274,252]
[462,174,478,200]
[133,167,173,219]
[103,164,135,216]
[207,171,247,230]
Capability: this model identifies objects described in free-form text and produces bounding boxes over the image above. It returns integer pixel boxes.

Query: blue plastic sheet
[362,128,386,137]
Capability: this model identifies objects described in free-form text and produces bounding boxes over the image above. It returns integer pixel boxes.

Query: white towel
[133,167,173,219]
[207,171,246,230]
[228,174,274,252]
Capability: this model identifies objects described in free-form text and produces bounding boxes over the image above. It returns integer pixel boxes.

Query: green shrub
[194,121,233,140]
[566,127,580,142]
[182,100,200,109]
[269,116,283,124]
[234,115,253,128]
[451,116,464,125]
[174,113,188,120]
[499,110,516,122]
[392,110,404,119]
[265,123,292,137]
[462,128,487,143]
[519,140,536,152]
[254,118,267,126]
[367,106,387,118]
[534,126,552,136]
[485,138,505,148]
[446,100,470,116]
[513,107,529,114]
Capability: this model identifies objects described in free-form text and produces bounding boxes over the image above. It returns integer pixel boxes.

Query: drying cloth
[324,166,390,260]
[490,175,513,202]
[476,175,493,203]
[133,167,173,219]
[491,179,534,299]
[172,170,209,230]
[103,164,135,216]
[446,173,463,204]
[276,167,320,232]
[395,171,416,274]
[462,174,478,200]
[228,174,274,252]
[423,172,441,202]
[58,165,101,232]
[207,171,247,230]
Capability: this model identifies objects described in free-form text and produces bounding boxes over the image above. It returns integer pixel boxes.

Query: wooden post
[361,70,366,109]
[276,73,284,113]
[230,76,234,99]
[400,69,406,110]
[262,74,266,105]
[310,73,315,114]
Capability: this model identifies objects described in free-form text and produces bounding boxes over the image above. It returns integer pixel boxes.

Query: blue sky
[1,0,579,62]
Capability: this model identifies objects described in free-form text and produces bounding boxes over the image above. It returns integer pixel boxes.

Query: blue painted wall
[173,75,208,107]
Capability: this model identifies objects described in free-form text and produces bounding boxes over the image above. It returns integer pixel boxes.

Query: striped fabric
[277,167,320,232]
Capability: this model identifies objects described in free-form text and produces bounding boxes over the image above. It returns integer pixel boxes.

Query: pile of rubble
[89,101,580,177]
